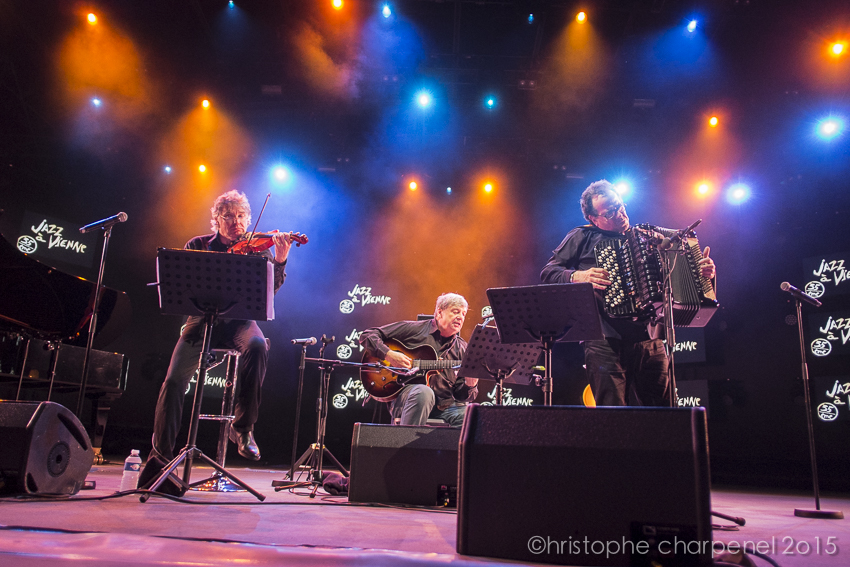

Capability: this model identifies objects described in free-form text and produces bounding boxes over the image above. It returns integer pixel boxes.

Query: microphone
[321,334,335,344]
[780,282,822,307]
[659,219,702,250]
[291,337,317,345]
[79,212,128,234]
[481,306,493,319]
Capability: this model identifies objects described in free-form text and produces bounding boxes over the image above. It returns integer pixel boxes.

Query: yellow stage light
[709,116,719,127]
[831,42,846,57]
[202,99,210,108]
[199,164,207,173]
[409,181,417,191]
[576,12,587,24]
[484,183,493,193]
[696,182,711,196]
[332,0,343,10]
[87,13,97,25]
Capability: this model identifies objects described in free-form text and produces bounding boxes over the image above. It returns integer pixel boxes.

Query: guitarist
[359,293,478,426]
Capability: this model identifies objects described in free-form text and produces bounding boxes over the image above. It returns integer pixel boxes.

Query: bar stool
[190,348,242,492]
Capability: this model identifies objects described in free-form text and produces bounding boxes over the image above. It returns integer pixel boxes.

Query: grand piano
[0,232,131,463]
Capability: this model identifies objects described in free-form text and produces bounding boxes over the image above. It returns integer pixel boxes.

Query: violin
[227,230,309,255]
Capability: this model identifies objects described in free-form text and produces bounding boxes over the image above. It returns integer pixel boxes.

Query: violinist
[145,190,297,471]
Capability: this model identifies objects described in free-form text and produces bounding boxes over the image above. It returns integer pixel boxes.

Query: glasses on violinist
[592,203,625,220]
[219,212,248,223]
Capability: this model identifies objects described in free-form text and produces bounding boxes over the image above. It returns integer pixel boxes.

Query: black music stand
[487,283,603,406]
[140,249,275,502]
[459,324,541,405]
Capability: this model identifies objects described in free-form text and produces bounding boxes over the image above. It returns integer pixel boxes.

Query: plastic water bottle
[119,449,142,492]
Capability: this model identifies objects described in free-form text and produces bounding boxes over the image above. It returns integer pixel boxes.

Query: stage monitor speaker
[457,405,712,567]
[349,423,460,507]
[0,401,94,495]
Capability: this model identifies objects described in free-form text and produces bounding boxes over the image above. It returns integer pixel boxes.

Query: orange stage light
[576,12,587,24]
[409,181,417,191]
[199,164,207,173]
[709,116,719,127]
[483,183,493,193]
[87,13,97,25]
[831,42,846,57]
[332,0,343,10]
[202,99,210,108]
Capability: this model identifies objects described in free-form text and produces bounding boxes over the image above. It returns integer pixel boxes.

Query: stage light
[229,1,235,8]
[332,0,343,10]
[87,13,97,25]
[382,5,391,18]
[613,180,631,197]
[409,181,417,191]
[416,91,432,108]
[446,187,452,194]
[576,12,587,24]
[528,14,534,24]
[164,166,172,174]
[726,183,751,205]
[695,181,711,197]
[485,97,496,109]
[830,42,846,57]
[199,164,207,173]
[709,116,719,127]
[202,99,210,108]
[484,183,493,193]
[91,98,101,107]
[274,166,288,181]
[816,117,845,140]
[687,20,697,33]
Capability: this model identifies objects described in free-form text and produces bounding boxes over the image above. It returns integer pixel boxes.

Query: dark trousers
[151,317,268,460]
[583,338,669,407]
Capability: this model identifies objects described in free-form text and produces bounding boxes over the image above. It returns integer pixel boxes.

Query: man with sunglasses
[541,180,716,406]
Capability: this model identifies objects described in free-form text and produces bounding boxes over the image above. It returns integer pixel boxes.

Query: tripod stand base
[794,508,844,519]
[190,472,246,493]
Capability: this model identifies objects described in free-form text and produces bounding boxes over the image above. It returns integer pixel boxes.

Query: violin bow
[244,192,271,248]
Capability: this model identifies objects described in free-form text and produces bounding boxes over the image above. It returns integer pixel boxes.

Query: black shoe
[229,426,261,461]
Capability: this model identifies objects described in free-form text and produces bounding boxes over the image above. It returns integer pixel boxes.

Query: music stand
[140,249,274,502]
[487,283,603,406]
[459,324,541,405]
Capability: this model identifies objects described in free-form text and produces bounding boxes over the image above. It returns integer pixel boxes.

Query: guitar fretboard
[414,359,459,371]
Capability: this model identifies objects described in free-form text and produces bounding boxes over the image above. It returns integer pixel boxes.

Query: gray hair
[210,190,252,232]
[579,180,617,222]
[434,293,468,317]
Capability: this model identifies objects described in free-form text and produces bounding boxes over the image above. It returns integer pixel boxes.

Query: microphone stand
[791,297,843,519]
[75,224,114,419]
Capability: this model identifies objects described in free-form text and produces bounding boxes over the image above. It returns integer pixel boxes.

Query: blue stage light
[486,97,496,109]
[416,91,432,108]
[613,180,632,197]
[164,166,172,174]
[726,183,751,205]
[687,20,697,33]
[528,14,534,24]
[91,98,101,107]
[446,187,452,194]
[382,5,391,18]
[816,116,845,141]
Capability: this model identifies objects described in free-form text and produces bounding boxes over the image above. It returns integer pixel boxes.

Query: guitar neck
[414,359,459,371]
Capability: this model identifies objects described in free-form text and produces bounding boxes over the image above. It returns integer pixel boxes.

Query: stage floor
[0,462,847,566]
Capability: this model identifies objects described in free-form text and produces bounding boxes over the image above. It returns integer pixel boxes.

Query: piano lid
[0,232,131,348]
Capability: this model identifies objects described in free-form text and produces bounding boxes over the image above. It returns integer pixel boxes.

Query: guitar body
[360,340,456,402]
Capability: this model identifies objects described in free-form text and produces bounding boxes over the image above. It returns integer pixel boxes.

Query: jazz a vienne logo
[339,284,391,314]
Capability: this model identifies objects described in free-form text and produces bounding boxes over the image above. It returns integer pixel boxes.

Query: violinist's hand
[272,231,293,263]
[699,246,715,280]
[571,267,612,290]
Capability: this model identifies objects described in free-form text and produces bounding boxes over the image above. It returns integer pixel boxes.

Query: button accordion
[593,224,718,327]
